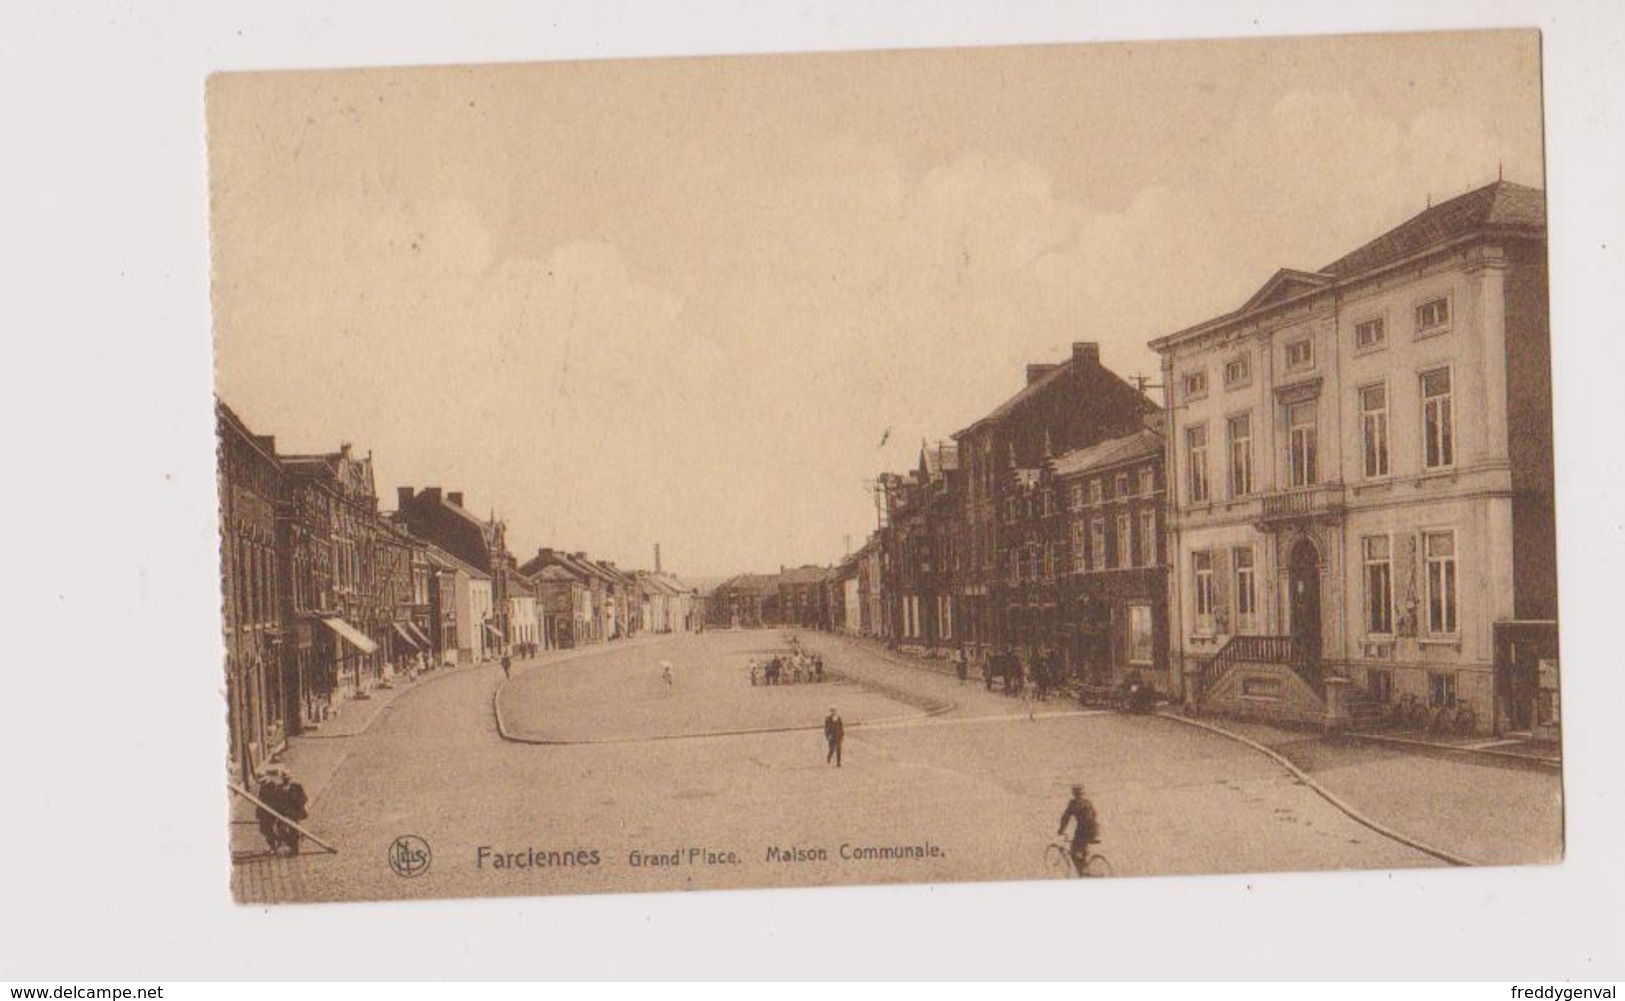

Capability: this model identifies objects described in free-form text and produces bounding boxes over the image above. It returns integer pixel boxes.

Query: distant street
[233,630,1561,904]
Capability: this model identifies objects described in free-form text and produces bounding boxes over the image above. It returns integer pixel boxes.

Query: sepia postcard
[210,30,1561,906]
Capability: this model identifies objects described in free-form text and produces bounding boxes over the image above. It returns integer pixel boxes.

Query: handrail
[1199,633,1322,697]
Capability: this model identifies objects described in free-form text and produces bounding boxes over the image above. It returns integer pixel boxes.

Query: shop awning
[406,622,433,647]
[322,617,378,655]
[392,622,421,649]
[483,623,505,640]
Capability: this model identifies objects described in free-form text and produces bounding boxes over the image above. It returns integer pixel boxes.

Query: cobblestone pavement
[235,630,1485,904]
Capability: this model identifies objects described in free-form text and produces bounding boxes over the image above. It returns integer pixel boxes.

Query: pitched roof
[1152,181,1546,352]
[777,565,831,586]
[533,564,580,584]
[1320,181,1545,279]
[960,363,1069,435]
[423,542,488,580]
[1050,428,1163,479]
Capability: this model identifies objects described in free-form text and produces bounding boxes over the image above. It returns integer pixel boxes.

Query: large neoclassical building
[1151,180,1555,736]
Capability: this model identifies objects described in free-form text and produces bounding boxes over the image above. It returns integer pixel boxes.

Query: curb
[1150,710,1479,868]
[1342,730,1562,773]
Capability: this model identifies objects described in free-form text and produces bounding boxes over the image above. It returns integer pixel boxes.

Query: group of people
[252,763,309,857]
[751,652,826,687]
[751,637,826,687]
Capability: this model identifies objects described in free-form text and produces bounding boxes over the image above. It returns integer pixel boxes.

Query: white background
[1,0,1621,981]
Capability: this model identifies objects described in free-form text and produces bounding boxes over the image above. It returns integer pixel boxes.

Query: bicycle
[1044,841,1114,878]
[1429,696,1477,737]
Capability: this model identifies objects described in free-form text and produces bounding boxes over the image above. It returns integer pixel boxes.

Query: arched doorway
[1288,537,1322,664]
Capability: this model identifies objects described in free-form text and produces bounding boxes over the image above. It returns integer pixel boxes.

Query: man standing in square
[824,708,845,768]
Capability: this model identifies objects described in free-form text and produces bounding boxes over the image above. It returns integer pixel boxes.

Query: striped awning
[483,623,504,640]
[322,617,378,655]
[406,622,433,647]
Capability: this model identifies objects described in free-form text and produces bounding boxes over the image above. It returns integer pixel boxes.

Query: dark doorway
[1288,538,1322,664]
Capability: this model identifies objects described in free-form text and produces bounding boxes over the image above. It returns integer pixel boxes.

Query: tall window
[1116,513,1133,570]
[1138,509,1156,567]
[1422,367,1455,469]
[1360,383,1390,478]
[1425,530,1458,635]
[1193,551,1215,633]
[1070,520,1087,573]
[1288,401,1318,487]
[1233,546,1257,633]
[1089,479,1103,505]
[1138,467,1154,495]
[1114,473,1129,498]
[1227,413,1253,497]
[1090,518,1107,572]
[1187,425,1210,503]
[1362,535,1394,635]
[1070,482,1085,510]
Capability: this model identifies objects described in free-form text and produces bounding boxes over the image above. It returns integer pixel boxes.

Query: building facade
[1051,427,1170,691]
[1151,181,1553,734]
[952,341,1161,657]
[217,403,289,783]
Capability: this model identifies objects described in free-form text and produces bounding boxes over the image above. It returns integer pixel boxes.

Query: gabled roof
[1050,428,1164,479]
[506,572,536,597]
[1320,180,1545,279]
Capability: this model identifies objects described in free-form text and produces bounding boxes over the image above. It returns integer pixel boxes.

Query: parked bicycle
[1429,696,1478,737]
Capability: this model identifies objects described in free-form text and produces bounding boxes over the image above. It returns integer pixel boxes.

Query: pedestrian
[953,645,968,685]
[661,661,674,695]
[823,708,845,767]
[254,763,308,856]
[501,653,512,680]
[750,663,758,687]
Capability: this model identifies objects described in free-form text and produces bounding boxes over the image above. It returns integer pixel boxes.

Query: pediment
[1241,269,1334,314]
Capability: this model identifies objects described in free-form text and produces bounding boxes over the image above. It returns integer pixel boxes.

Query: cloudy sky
[209,31,1543,579]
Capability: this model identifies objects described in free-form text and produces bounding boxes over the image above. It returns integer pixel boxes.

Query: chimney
[1072,342,1100,367]
[574,551,588,561]
[447,491,464,507]
[397,486,415,509]
[423,487,442,505]
[654,543,662,574]
[1026,363,1058,385]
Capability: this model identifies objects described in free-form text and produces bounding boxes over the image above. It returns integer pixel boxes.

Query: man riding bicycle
[1057,784,1099,877]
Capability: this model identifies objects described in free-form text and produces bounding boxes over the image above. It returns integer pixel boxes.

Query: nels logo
[388,835,432,877]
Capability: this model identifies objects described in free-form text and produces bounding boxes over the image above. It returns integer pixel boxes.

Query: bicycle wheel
[1043,844,1073,878]
[1084,853,1114,878]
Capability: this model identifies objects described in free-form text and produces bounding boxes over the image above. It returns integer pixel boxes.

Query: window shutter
[1397,533,1418,637]
[1213,547,1231,632]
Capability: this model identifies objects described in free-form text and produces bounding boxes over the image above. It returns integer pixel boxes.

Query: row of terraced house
[218,404,702,785]
[827,181,1559,740]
